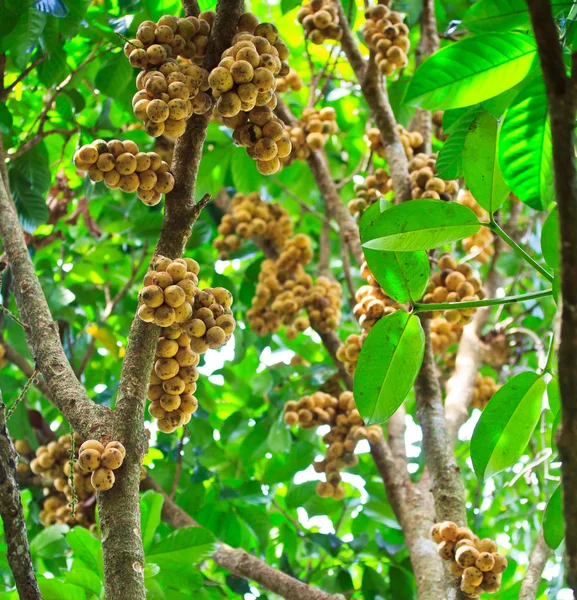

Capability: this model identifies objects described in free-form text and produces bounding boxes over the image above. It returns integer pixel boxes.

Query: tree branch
[525,0,577,592]
[141,477,345,600]
[0,398,42,600]
[8,128,76,159]
[518,531,551,600]
[1,340,52,400]
[0,54,48,101]
[333,1,412,202]
[0,167,111,438]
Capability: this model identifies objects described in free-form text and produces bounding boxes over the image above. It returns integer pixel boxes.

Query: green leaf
[38,580,86,600]
[462,110,510,214]
[543,485,564,549]
[405,33,537,110]
[267,412,291,453]
[363,248,430,304]
[148,528,218,566]
[3,8,47,68]
[30,524,69,558]
[361,200,481,252]
[230,148,260,194]
[0,101,13,133]
[436,106,482,179]
[362,566,387,600]
[471,372,545,480]
[499,75,553,211]
[66,527,104,578]
[280,0,301,13]
[8,142,51,231]
[65,569,103,597]
[547,376,561,416]
[354,311,425,425]
[541,208,560,270]
[95,51,132,99]
[463,0,572,32]
[141,490,164,553]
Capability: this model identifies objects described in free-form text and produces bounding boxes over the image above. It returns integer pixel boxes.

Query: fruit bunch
[212,192,293,259]
[433,110,448,141]
[40,493,94,529]
[282,107,338,166]
[225,106,292,175]
[430,318,463,355]
[297,0,342,44]
[422,254,484,325]
[131,61,211,138]
[362,2,410,77]
[348,168,391,215]
[337,334,364,375]
[147,332,199,433]
[431,521,507,597]
[275,68,303,93]
[73,139,174,206]
[284,391,382,499]
[138,256,199,327]
[458,191,494,264]
[126,13,214,66]
[77,440,126,492]
[368,125,423,161]
[408,153,460,200]
[472,374,499,410]
[303,276,342,334]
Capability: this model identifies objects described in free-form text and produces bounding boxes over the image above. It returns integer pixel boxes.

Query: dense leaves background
[0,0,570,598]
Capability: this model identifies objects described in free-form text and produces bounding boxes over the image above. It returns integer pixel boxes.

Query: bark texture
[518,532,551,600]
[525,0,577,591]
[0,398,42,600]
[141,477,345,600]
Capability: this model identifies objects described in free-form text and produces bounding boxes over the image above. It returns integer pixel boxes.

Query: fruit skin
[101,447,124,470]
[80,440,105,454]
[91,467,115,491]
[78,449,101,472]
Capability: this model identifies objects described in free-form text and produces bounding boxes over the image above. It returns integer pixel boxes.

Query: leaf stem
[413,289,553,313]
[484,219,554,283]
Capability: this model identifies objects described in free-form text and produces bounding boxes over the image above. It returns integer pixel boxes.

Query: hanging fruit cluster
[472,374,499,410]
[77,440,126,492]
[348,168,391,216]
[430,318,463,355]
[148,332,199,433]
[409,154,460,200]
[362,2,410,77]
[303,276,342,334]
[422,254,484,325]
[74,139,174,206]
[284,391,382,499]
[431,522,507,597]
[458,191,495,264]
[433,110,448,141]
[368,125,423,161]
[275,68,303,93]
[212,192,293,259]
[282,107,338,165]
[297,0,342,44]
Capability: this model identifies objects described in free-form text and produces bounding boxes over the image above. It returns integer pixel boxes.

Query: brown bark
[141,477,345,600]
[525,0,577,591]
[0,398,42,600]
[519,532,551,600]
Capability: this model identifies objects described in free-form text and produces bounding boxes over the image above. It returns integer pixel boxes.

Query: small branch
[414,289,553,313]
[1,54,48,101]
[0,398,42,600]
[317,218,331,277]
[169,431,185,500]
[0,341,52,400]
[518,532,551,600]
[8,128,76,160]
[141,477,345,600]
[273,177,337,227]
[182,0,200,15]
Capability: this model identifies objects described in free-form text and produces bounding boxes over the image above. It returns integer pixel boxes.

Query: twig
[6,368,38,420]
[169,431,185,500]
[1,54,48,100]
[518,531,551,600]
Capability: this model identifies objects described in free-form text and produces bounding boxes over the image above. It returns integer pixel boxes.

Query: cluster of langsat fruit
[74,139,174,206]
[128,13,213,66]
[431,521,507,597]
[303,276,342,334]
[147,332,199,433]
[362,2,410,77]
[430,318,463,355]
[422,254,484,325]
[247,234,314,336]
[212,192,293,259]
[367,125,423,161]
[433,110,447,141]
[284,391,382,499]
[282,107,338,166]
[125,13,216,138]
[275,68,303,93]
[225,106,292,175]
[409,153,460,200]
[348,168,391,215]
[472,374,499,410]
[77,440,126,492]
[297,0,342,44]
[29,433,93,527]
[458,191,495,264]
